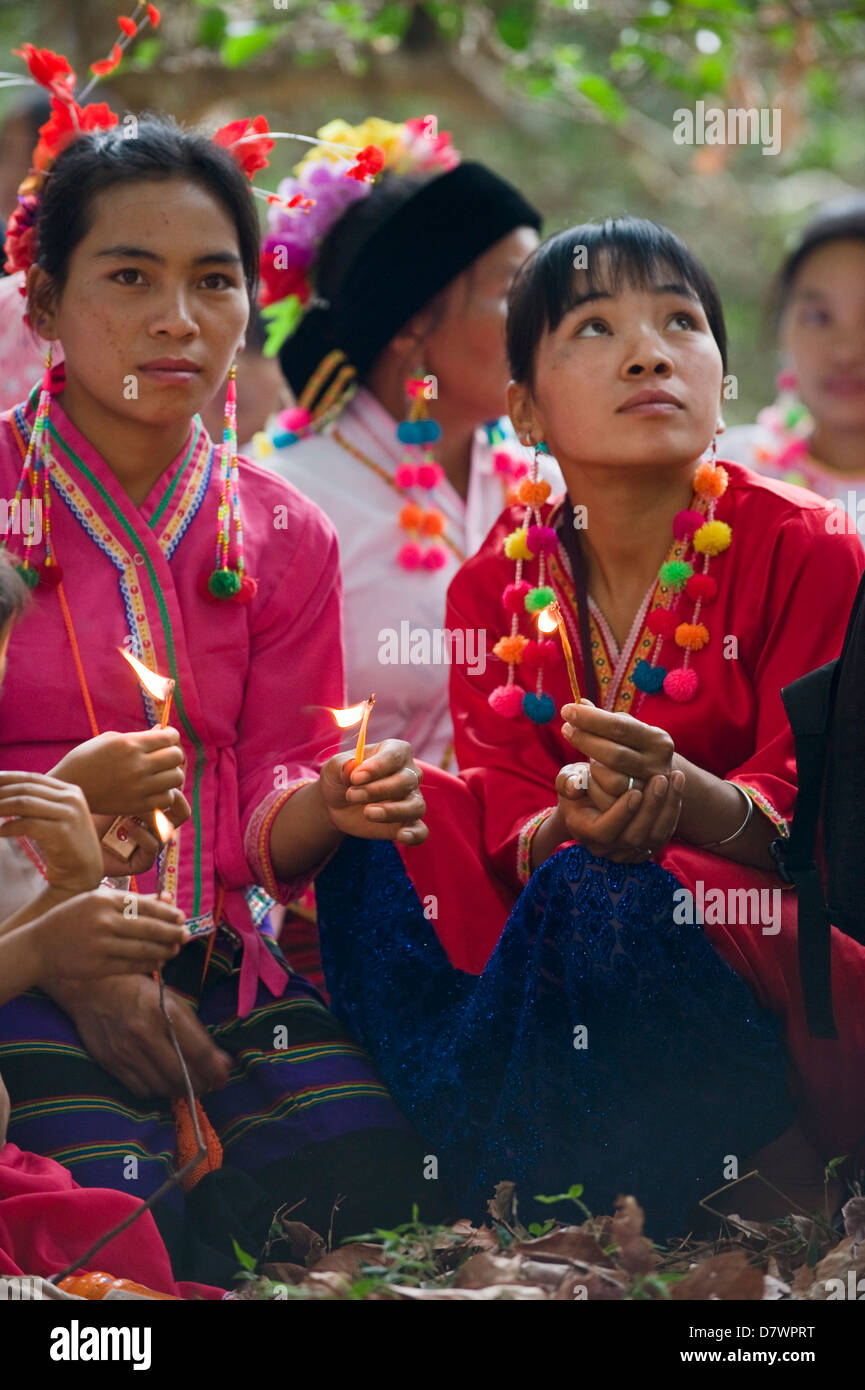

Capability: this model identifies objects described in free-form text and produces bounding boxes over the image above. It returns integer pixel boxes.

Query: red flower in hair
[213,115,274,178]
[345,144,385,182]
[13,44,76,98]
[4,194,39,275]
[33,98,119,171]
[147,4,162,27]
[91,43,123,78]
[118,16,138,38]
[258,253,312,310]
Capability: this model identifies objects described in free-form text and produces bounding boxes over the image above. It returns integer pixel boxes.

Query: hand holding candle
[323,699,427,844]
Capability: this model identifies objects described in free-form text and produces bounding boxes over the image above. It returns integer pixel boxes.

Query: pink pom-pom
[521,638,557,672]
[422,545,448,570]
[397,542,424,570]
[232,574,258,604]
[511,460,529,480]
[279,406,313,431]
[488,684,525,718]
[493,450,515,476]
[776,368,797,392]
[663,667,699,702]
[673,509,705,541]
[526,524,557,554]
[417,462,444,490]
[685,573,718,603]
[502,580,531,616]
[395,463,417,488]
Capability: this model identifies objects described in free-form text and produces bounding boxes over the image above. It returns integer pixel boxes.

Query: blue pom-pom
[271,430,298,448]
[632,659,666,693]
[418,419,441,443]
[522,691,556,723]
[397,420,423,444]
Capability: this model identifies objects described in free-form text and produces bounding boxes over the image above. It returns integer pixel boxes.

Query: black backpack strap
[774,662,839,1038]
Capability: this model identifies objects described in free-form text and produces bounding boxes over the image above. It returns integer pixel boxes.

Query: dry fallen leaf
[514,1226,614,1267]
[311,1243,391,1277]
[611,1195,658,1275]
[276,1220,327,1267]
[843,1196,865,1248]
[453,1252,524,1288]
[671,1251,765,1301]
[487,1181,518,1227]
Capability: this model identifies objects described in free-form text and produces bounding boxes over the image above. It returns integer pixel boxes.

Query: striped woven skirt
[0,930,438,1284]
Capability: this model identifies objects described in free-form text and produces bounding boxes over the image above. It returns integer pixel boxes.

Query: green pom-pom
[208,567,242,598]
[16,564,40,589]
[659,560,693,591]
[524,585,556,613]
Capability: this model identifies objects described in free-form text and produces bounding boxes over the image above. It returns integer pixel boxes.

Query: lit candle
[102,649,178,861]
[330,693,376,767]
[538,602,581,704]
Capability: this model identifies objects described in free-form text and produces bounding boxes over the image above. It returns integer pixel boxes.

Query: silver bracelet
[695,783,754,849]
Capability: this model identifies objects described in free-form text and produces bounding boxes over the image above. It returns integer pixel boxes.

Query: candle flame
[153,809,175,843]
[537,605,558,634]
[329,699,371,729]
[118,647,174,702]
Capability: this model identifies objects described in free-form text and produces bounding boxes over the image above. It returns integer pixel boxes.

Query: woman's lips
[821,377,865,398]
[617,388,684,416]
[139,360,202,386]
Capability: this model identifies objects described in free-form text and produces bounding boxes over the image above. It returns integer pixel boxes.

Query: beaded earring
[631,433,732,703]
[488,439,559,723]
[394,372,448,572]
[202,363,257,604]
[6,345,63,590]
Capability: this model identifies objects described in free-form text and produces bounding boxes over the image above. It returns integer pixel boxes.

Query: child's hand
[0,770,103,893]
[49,728,186,816]
[28,888,189,983]
[320,740,428,846]
[93,790,192,878]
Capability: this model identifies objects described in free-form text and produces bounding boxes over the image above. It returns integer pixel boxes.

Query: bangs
[507,217,727,382]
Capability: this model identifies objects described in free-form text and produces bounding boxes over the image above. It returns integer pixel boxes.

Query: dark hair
[0,554,28,629]
[506,216,728,384]
[773,195,865,324]
[315,170,432,311]
[33,115,260,301]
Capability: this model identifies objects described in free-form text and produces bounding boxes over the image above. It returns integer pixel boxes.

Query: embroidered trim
[245,779,316,898]
[516,806,556,885]
[732,780,790,838]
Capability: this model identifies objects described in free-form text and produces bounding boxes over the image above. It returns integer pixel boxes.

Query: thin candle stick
[550,602,581,704]
[353,693,376,766]
[158,680,176,730]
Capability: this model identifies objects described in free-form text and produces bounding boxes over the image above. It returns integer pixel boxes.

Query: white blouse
[263,386,563,768]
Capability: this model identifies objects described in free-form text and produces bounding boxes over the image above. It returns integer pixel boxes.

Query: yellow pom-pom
[693,462,729,499]
[504,528,534,561]
[516,478,552,507]
[252,431,273,457]
[693,520,732,556]
[493,634,529,664]
[675,622,710,651]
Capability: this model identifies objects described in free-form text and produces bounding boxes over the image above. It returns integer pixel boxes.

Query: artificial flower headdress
[1,7,395,601]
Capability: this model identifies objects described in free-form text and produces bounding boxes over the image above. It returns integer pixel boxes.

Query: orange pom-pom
[516,477,552,507]
[493,634,529,664]
[399,502,423,530]
[674,622,710,651]
[693,462,729,499]
[419,509,446,536]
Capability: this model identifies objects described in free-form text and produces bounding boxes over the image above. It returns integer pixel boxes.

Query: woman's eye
[799,306,832,327]
[669,311,697,330]
[199,273,234,290]
[111,268,146,287]
[575,318,609,338]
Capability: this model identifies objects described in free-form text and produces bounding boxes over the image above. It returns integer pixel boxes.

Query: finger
[583,787,645,847]
[130,727,182,749]
[345,767,420,804]
[0,787,84,817]
[137,748,186,774]
[395,820,428,845]
[561,703,653,753]
[349,739,414,785]
[618,775,679,851]
[645,775,685,847]
[99,942,183,970]
[165,790,192,828]
[362,790,427,824]
[560,726,649,782]
[0,770,84,792]
[106,892,185,924]
[588,758,643,798]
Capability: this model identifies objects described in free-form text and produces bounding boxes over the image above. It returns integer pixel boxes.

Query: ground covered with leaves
[233,1182,865,1302]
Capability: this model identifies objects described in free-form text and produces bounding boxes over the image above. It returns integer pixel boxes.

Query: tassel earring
[394,370,448,572]
[6,344,63,589]
[203,363,257,604]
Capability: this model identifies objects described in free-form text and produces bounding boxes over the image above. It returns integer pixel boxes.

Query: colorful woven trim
[245,779,317,901]
[732,781,789,839]
[516,806,557,885]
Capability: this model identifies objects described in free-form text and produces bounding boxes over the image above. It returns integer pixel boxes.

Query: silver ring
[626,776,635,792]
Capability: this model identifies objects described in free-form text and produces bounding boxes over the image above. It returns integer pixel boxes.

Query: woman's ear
[26,265,59,342]
[507,378,540,446]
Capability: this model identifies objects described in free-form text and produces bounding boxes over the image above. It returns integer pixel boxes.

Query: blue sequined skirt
[316,838,795,1237]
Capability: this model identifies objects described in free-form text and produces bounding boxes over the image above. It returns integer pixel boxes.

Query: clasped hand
[320,739,428,846]
[556,701,684,863]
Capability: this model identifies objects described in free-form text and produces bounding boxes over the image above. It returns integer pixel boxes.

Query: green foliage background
[3,0,864,422]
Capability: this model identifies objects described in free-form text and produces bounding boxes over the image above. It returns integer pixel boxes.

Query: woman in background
[724,197,865,521]
[264,116,555,771]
